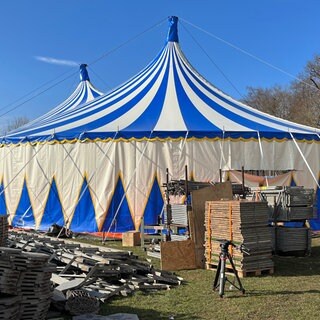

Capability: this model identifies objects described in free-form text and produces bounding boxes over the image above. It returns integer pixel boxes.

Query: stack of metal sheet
[0,247,56,320]
[284,187,314,207]
[205,200,274,276]
[164,204,188,226]
[163,204,190,241]
[0,215,9,246]
[276,187,314,221]
[272,226,311,254]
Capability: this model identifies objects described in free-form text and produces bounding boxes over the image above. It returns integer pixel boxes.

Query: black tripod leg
[218,257,226,297]
[213,258,221,291]
[228,253,245,294]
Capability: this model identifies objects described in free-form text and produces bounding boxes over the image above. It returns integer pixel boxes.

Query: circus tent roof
[4,64,103,142]
[4,17,320,143]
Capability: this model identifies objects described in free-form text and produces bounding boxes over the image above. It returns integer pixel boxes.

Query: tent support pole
[165,168,171,241]
[241,166,246,199]
[219,129,226,180]
[257,130,269,186]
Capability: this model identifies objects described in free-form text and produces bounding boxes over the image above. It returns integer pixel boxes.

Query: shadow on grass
[271,244,320,277]
[244,289,320,297]
[99,303,202,320]
[57,302,201,320]
[212,288,320,300]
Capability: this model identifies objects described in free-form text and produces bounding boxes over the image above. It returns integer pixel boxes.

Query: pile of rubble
[7,231,183,317]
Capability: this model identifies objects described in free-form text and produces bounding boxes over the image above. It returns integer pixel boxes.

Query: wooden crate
[122,231,141,247]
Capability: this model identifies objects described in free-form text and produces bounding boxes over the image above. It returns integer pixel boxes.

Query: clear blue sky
[0,0,319,128]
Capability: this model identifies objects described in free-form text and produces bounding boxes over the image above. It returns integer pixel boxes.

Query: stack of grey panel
[277,187,314,221]
[274,226,311,254]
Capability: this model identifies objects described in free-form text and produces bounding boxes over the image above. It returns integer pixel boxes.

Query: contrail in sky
[35,56,79,66]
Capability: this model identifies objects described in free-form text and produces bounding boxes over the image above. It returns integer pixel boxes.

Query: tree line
[243,54,320,128]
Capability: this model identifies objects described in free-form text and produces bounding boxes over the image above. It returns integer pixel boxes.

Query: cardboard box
[122,231,141,247]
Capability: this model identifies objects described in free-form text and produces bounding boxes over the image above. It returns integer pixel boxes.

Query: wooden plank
[190,182,233,268]
[204,199,274,274]
[160,239,196,271]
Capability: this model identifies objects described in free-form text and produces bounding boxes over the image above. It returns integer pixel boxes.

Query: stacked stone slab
[205,200,274,276]
[0,247,55,320]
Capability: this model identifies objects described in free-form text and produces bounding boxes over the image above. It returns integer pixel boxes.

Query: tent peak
[167,16,179,43]
[79,64,90,82]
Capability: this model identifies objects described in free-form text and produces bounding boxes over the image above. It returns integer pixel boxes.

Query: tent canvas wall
[1,17,320,232]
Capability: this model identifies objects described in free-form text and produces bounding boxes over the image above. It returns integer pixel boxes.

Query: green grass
[64,236,320,320]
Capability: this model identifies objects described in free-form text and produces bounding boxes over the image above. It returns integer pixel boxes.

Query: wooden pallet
[238,267,274,277]
[206,262,274,278]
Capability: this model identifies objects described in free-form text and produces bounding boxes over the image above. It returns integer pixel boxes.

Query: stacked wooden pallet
[0,295,20,320]
[0,215,8,246]
[205,200,274,276]
[0,247,55,320]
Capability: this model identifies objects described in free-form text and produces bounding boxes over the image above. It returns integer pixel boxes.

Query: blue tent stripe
[177,50,316,135]
[172,58,221,132]
[100,46,166,103]
[123,61,170,131]
[309,178,320,230]
[5,65,103,139]
[60,54,169,137]
[143,178,164,233]
[12,181,36,228]
[101,177,135,233]
[175,53,279,133]
[0,183,6,215]
[39,179,65,231]
[70,178,98,232]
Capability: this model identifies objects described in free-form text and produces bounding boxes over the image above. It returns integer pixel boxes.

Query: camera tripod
[212,240,248,298]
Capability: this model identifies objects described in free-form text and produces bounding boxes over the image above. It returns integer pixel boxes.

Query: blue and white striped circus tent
[1,16,320,232]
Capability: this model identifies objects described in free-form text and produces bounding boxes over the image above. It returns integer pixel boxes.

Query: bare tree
[2,116,29,135]
[242,54,320,128]
[243,85,291,120]
[289,55,320,127]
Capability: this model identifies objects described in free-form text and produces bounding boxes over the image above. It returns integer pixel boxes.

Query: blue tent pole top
[167,16,179,43]
[80,64,90,82]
